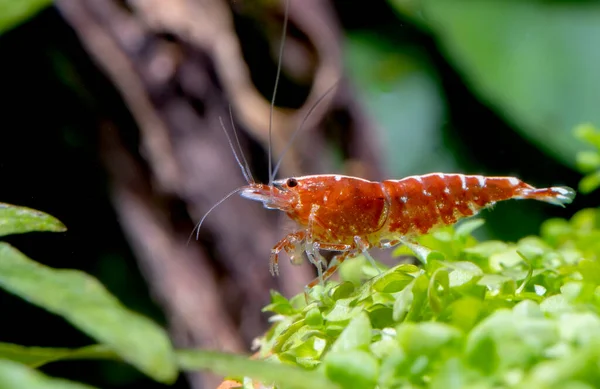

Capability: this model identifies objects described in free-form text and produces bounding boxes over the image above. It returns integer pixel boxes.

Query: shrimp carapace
[240,173,575,286]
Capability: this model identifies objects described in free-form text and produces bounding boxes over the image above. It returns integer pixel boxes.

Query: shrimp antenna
[219,115,253,185]
[190,113,253,244]
[270,80,339,182]
[268,0,290,185]
[228,105,254,184]
[188,186,246,244]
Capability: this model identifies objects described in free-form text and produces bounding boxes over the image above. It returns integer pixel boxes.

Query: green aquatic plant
[248,209,600,389]
[575,123,600,195]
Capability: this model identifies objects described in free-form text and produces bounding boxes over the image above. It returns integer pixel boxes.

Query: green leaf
[305,307,324,328]
[0,243,177,383]
[540,295,571,316]
[576,151,600,173]
[366,305,394,329]
[0,203,66,237]
[466,308,558,371]
[447,297,484,332]
[418,0,600,168]
[370,338,399,363]
[393,279,415,322]
[466,334,498,375]
[463,241,509,262]
[444,261,484,288]
[324,350,378,389]
[428,269,449,314]
[280,336,327,369]
[575,123,600,151]
[396,322,463,357]
[330,312,372,353]
[372,270,414,293]
[323,299,362,322]
[0,359,98,389]
[429,358,469,389]
[513,300,543,319]
[405,274,430,322]
[579,171,600,194]
[0,0,53,35]
[0,343,116,368]
[557,312,600,346]
[177,349,338,389]
[271,319,307,354]
[489,247,523,272]
[578,259,600,284]
[330,281,356,300]
[540,218,573,246]
[276,323,313,354]
[400,241,445,265]
[454,219,485,239]
[263,290,294,315]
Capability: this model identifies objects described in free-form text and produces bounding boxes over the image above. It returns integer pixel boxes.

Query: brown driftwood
[55,0,384,387]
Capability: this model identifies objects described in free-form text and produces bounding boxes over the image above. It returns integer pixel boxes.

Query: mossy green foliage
[575,123,600,195]
[255,211,600,389]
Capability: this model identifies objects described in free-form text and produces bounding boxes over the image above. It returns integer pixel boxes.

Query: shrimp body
[241,173,575,285]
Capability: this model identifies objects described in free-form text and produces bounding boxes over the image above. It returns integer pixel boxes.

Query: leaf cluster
[254,213,600,389]
[575,123,600,194]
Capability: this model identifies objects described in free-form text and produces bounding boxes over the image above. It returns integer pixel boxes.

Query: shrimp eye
[286,178,298,188]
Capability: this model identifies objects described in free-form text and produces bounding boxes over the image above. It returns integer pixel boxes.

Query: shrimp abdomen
[382,173,575,236]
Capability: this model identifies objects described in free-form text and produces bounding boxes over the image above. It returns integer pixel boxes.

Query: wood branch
[99,120,240,388]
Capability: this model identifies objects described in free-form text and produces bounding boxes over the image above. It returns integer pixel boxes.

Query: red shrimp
[194,0,576,289]
[240,173,575,287]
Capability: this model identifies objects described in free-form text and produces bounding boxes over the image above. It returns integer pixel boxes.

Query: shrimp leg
[305,242,326,286]
[354,236,382,274]
[305,206,328,283]
[305,241,354,286]
[306,251,355,289]
[377,239,402,249]
[270,231,306,276]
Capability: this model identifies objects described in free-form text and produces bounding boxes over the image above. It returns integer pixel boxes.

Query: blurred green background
[0,0,598,388]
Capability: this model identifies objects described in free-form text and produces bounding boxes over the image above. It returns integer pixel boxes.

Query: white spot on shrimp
[423,190,431,196]
[552,187,570,195]
[476,175,486,187]
[549,187,576,204]
[323,195,328,202]
[400,196,408,203]
[334,175,342,182]
[402,175,424,186]
[434,173,445,180]
[443,187,451,195]
[455,201,460,205]
[460,174,467,191]
[508,177,520,186]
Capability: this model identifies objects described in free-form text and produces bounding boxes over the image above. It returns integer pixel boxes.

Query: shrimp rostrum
[241,173,575,287]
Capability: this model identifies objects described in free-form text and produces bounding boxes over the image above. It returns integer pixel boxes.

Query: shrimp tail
[515,186,576,207]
